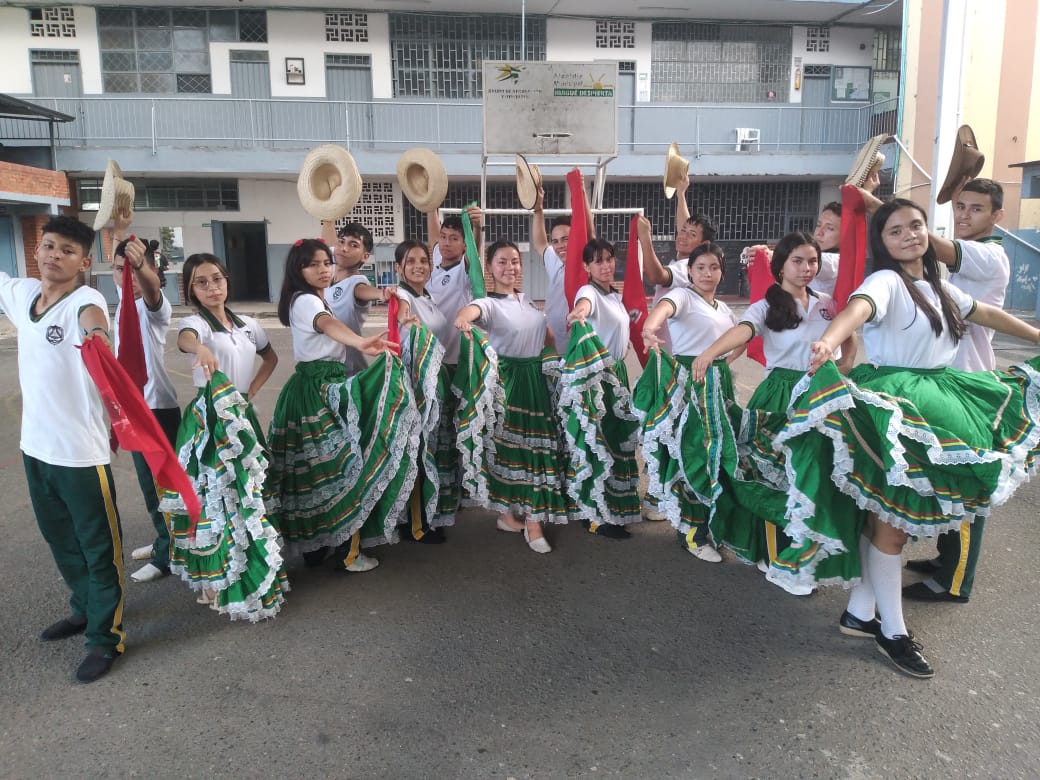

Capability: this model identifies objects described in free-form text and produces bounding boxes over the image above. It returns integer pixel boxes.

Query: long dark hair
[686,242,726,279]
[869,199,966,342]
[181,252,228,308]
[764,232,819,332]
[278,239,332,326]
[394,239,430,266]
[582,238,616,265]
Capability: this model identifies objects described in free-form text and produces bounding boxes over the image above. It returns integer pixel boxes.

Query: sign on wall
[482,61,618,156]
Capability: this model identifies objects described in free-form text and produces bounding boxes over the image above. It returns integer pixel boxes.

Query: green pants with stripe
[25,455,126,652]
[131,406,181,569]
[934,517,985,599]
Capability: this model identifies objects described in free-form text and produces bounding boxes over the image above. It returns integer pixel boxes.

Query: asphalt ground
[0,303,1038,779]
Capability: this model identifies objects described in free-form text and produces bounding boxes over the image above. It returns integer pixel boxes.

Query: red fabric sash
[623,215,649,367]
[834,184,867,311]
[564,169,589,310]
[386,294,401,356]
[745,247,772,366]
[117,242,148,393]
[81,339,201,529]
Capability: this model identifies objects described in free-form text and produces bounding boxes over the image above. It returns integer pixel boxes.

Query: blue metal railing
[0,96,898,155]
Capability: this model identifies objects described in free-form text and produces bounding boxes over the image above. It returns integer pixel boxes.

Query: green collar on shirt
[398,281,430,299]
[589,280,614,296]
[198,305,245,333]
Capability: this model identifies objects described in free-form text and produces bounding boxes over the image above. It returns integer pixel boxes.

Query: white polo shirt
[662,287,737,357]
[471,292,546,359]
[850,270,976,369]
[0,275,110,466]
[115,289,178,410]
[650,257,691,354]
[574,283,630,362]
[541,246,569,350]
[396,283,453,362]
[180,309,271,392]
[289,292,346,363]
[327,273,372,376]
[740,290,839,372]
[429,244,472,364]
[814,251,839,298]
[949,237,1010,371]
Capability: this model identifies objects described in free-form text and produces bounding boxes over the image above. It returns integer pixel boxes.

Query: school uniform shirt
[575,283,630,362]
[471,292,546,359]
[0,275,110,466]
[949,237,1010,371]
[541,246,569,351]
[662,287,737,357]
[289,292,347,363]
[327,274,372,376]
[396,283,453,361]
[740,290,839,372]
[180,309,271,391]
[850,270,976,369]
[429,244,472,364]
[115,289,178,410]
[650,257,691,354]
[814,251,839,298]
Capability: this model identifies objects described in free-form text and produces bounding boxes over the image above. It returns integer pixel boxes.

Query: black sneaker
[838,610,880,638]
[40,616,88,642]
[76,647,121,683]
[875,634,935,678]
[583,520,631,540]
[905,557,941,575]
[902,581,969,603]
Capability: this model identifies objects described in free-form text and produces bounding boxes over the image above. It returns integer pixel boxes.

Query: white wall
[789,25,877,103]
[546,18,653,102]
[0,5,102,95]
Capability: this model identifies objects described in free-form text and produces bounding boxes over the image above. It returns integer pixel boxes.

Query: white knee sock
[845,535,876,621]
[866,544,908,639]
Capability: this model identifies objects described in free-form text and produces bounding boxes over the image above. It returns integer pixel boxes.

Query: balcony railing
[0,96,897,155]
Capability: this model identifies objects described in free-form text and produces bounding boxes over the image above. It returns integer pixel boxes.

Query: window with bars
[651,22,792,103]
[325,11,369,42]
[30,49,80,63]
[390,13,546,98]
[97,7,267,93]
[805,26,830,53]
[873,28,900,71]
[596,20,635,49]
[77,178,240,211]
[29,7,76,38]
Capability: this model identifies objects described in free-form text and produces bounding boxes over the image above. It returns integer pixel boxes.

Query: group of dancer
[10,158,1038,683]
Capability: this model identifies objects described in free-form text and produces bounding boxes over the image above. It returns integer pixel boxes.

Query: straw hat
[93,160,135,231]
[937,125,985,204]
[397,148,448,213]
[663,142,689,200]
[845,134,888,188]
[515,154,542,209]
[296,145,362,221]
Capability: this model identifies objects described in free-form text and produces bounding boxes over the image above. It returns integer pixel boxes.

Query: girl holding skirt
[266,239,415,573]
[161,253,285,621]
[636,241,746,562]
[563,238,642,539]
[691,233,855,585]
[455,240,569,554]
[392,239,460,542]
[779,198,1040,678]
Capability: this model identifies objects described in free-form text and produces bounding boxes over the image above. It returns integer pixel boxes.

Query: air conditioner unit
[735,127,761,152]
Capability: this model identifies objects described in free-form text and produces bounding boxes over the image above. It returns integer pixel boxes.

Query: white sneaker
[130,562,170,582]
[344,553,379,573]
[131,545,153,561]
[688,545,722,563]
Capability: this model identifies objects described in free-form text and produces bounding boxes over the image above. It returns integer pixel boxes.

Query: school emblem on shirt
[441,275,451,286]
[628,309,644,325]
[819,307,833,321]
[245,330,256,344]
[332,286,344,301]
[46,325,64,345]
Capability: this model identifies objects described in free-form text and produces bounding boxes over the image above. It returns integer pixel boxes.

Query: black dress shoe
[76,647,121,683]
[905,557,941,575]
[584,520,631,539]
[838,610,880,638]
[902,581,969,603]
[876,633,935,678]
[302,546,330,568]
[40,616,88,642]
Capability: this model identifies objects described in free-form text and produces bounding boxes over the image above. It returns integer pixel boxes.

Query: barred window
[596,20,635,49]
[98,7,267,94]
[390,13,546,98]
[651,22,792,103]
[29,7,76,38]
[77,178,240,211]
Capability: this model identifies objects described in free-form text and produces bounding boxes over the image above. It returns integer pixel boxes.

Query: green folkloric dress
[266,352,420,553]
[559,321,641,526]
[161,371,288,622]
